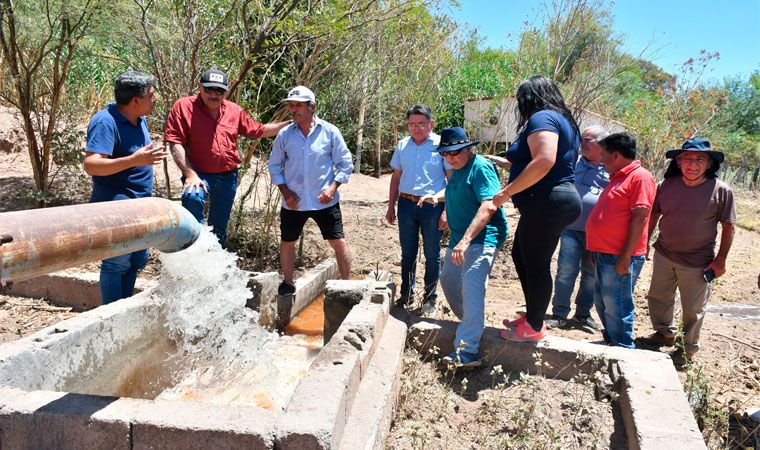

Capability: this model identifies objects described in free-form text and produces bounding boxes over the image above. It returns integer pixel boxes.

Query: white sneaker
[421,302,437,316]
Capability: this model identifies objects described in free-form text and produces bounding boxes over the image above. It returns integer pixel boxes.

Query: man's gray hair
[583,124,609,140]
[114,71,155,105]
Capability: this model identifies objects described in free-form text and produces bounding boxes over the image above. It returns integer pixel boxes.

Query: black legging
[511,182,581,331]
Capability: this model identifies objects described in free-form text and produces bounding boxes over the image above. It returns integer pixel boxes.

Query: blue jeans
[100,249,149,304]
[181,170,238,246]
[89,191,149,305]
[552,229,595,318]
[593,252,645,349]
[439,244,497,354]
[397,197,444,305]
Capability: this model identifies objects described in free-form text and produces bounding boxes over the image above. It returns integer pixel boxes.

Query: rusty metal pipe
[0,197,201,287]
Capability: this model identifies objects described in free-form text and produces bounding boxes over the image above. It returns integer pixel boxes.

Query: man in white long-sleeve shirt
[268,86,354,295]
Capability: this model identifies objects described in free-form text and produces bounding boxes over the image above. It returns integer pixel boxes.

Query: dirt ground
[1,111,758,447]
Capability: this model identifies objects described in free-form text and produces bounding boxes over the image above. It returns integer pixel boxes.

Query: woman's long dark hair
[514,76,580,137]
[663,156,721,179]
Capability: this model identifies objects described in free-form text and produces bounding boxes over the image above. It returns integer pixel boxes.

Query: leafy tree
[436,33,516,130]
[513,0,645,115]
[0,0,104,205]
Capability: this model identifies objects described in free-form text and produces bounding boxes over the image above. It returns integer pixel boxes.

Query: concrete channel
[1,263,707,449]
[0,262,406,450]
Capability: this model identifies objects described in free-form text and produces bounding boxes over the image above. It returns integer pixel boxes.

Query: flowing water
[122,228,324,410]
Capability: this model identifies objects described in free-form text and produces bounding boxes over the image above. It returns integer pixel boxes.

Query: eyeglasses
[582,137,597,143]
[203,86,226,95]
[677,156,709,164]
[407,121,430,129]
[441,149,463,157]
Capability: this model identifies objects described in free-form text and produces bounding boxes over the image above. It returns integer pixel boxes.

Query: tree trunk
[355,69,369,175]
[374,102,382,178]
[19,110,46,206]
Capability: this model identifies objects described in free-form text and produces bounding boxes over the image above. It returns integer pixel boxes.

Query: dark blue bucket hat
[434,127,480,153]
[665,137,724,163]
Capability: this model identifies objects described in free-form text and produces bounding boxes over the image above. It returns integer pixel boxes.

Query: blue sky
[449,0,760,82]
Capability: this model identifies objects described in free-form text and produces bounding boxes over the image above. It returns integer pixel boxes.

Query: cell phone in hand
[702,269,716,283]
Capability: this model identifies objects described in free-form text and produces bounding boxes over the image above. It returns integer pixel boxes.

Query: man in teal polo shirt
[428,127,507,368]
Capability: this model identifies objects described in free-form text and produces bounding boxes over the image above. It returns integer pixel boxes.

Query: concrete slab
[323,279,372,343]
[126,398,278,450]
[0,290,161,393]
[292,258,339,317]
[617,358,706,450]
[0,386,282,450]
[7,271,153,311]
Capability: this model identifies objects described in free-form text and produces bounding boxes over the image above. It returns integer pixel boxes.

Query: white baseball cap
[284,85,316,103]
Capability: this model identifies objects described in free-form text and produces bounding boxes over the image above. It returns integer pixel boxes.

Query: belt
[399,192,422,202]
[399,192,444,204]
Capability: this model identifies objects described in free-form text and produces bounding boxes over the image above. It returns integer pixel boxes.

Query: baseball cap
[200,69,228,91]
[284,85,316,103]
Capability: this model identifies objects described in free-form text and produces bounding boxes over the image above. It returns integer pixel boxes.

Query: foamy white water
[153,227,322,409]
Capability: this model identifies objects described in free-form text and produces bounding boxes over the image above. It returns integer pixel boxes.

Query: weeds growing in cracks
[389,335,617,449]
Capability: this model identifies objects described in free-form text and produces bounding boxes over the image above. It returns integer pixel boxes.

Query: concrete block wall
[246,271,280,329]
[250,259,339,330]
[338,314,407,450]
[6,271,154,311]
[277,280,394,450]
[0,387,131,450]
[0,290,162,393]
[0,386,281,450]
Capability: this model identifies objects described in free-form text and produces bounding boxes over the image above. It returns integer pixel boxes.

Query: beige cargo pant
[646,250,711,355]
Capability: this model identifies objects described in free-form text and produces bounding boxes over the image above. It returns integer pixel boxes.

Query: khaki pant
[646,250,711,355]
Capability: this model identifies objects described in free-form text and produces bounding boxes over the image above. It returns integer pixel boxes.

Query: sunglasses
[203,86,226,95]
[441,149,464,157]
[677,156,709,164]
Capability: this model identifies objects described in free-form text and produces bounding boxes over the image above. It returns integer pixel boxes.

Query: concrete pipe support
[0,197,201,287]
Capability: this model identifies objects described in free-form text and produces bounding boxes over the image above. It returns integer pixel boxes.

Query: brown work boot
[635,331,676,349]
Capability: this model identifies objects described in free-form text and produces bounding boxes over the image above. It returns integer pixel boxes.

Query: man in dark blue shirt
[83,71,167,304]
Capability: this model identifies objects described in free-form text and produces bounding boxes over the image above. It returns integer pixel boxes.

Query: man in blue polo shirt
[386,104,450,315]
[83,71,167,304]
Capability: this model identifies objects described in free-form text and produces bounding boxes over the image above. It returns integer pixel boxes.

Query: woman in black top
[492,76,582,341]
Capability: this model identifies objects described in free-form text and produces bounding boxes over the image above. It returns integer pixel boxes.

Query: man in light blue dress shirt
[268,86,354,295]
[386,105,451,315]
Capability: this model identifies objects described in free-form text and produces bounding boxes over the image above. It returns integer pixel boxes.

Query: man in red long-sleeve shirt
[165,69,289,246]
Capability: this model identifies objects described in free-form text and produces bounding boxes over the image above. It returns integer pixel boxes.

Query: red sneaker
[500,319,546,342]
[502,313,526,329]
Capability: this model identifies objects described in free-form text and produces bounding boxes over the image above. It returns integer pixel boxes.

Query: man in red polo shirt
[165,69,290,246]
[585,132,655,348]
